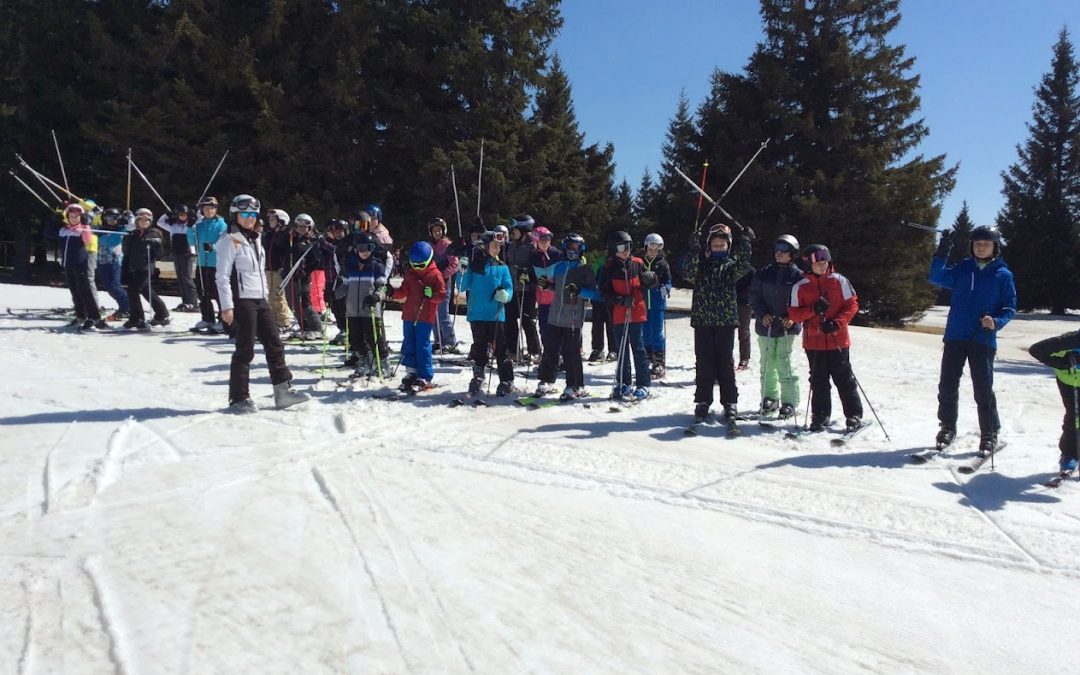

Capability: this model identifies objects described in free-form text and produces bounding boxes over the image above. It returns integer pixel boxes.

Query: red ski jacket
[601,256,649,324]
[788,266,859,351]
[393,262,446,324]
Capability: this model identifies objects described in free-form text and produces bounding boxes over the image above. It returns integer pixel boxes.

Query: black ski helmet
[969,225,1002,258]
[353,230,377,252]
[802,244,831,265]
[607,230,633,254]
[511,213,535,233]
[561,232,586,260]
[428,217,448,237]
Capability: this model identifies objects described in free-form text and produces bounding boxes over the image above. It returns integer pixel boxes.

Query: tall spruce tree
[997,29,1080,314]
[694,0,956,322]
[612,179,636,231]
[634,169,661,239]
[652,92,701,253]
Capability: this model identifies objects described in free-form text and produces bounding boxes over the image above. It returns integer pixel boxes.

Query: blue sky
[552,0,1080,230]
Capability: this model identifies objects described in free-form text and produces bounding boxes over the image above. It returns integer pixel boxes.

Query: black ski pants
[591,301,614,354]
[937,339,999,435]
[198,266,220,323]
[807,347,863,422]
[694,326,738,406]
[347,314,385,361]
[505,285,540,357]
[229,298,293,404]
[65,260,101,321]
[539,324,584,388]
[126,270,168,323]
[468,321,514,383]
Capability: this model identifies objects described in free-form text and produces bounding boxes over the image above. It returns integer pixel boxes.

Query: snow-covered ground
[1,282,1078,674]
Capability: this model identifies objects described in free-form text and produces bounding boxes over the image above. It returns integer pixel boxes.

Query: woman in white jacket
[216,194,310,413]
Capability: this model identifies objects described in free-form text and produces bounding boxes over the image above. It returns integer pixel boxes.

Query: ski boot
[149,315,171,327]
[631,386,650,402]
[399,372,419,392]
[977,432,999,456]
[935,426,956,449]
[534,381,557,397]
[273,381,310,409]
[495,381,515,397]
[808,415,831,433]
[694,402,710,422]
[468,376,484,396]
[761,398,779,415]
[587,349,604,363]
[778,403,795,419]
[845,416,863,433]
[228,398,259,414]
[1060,456,1079,473]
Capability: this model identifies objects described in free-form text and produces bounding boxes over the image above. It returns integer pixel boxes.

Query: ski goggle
[487,230,507,243]
[238,211,259,219]
[411,259,431,270]
[804,249,831,263]
[774,242,796,254]
[614,242,631,253]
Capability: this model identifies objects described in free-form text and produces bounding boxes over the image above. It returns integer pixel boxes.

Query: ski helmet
[133,208,153,223]
[365,204,383,222]
[326,218,348,234]
[607,230,633,254]
[492,224,509,242]
[511,213,535,233]
[561,232,586,260]
[64,202,85,215]
[354,211,372,231]
[268,209,290,227]
[644,233,664,249]
[481,230,505,246]
[103,207,122,220]
[409,240,434,268]
[428,217,448,237]
[969,225,1002,258]
[353,230,377,252]
[774,234,800,254]
[534,226,553,241]
[802,244,831,264]
[293,213,314,229]
[708,222,732,242]
[172,203,193,220]
[230,194,261,215]
[198,196,219,208]
[102,208,123,229]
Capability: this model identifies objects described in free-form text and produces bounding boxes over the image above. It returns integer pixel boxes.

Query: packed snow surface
[1,282,1078,674]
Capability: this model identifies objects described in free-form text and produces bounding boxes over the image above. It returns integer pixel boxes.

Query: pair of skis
[784,420,873,447]
[908,441,1008,475]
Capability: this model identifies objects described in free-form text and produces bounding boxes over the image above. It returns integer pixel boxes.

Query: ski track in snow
[4,284,1080,671]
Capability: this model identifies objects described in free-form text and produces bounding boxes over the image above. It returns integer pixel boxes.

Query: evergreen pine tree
[997,29,1080,314]
[936,201,975,305]
[634,169,661,239]
[652,92,701,252]
[612,179,636,229]
[694,0,956,322]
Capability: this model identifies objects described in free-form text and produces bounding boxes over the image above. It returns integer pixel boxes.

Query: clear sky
[552,0,1080,231]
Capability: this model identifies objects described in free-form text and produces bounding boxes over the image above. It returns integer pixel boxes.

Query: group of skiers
[49,193,1079,477]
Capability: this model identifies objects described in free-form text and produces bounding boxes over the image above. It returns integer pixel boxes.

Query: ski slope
[1,282,1077,674]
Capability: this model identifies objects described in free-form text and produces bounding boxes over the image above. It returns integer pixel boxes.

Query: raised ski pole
[17,155,74,203]
[671,164,745,231]
[698,138,769,224]
[129,159,172,213]
[196,150,229,207]
[451,165,463,238]
[126,148,132,211]
[692,160,709,231]
[899,220,940,233]
[9,170,55,209]
[51,129,70,193]
[476,138,484,217]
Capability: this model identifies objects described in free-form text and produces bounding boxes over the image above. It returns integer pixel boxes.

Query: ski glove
[203,242,214,252]
[493,288,511,304]
[362,293,381,308]
[616,295,634,307]
[934,229,953,259]
[814,297,830,316]
[537,275,550,289]
[518,272,530,285]
[423,286,434,298]
[820,318,839,334]
[564,282,579,300]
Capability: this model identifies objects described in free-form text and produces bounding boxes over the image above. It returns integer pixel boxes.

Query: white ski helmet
[268,209,290,226]
[229,194,261,215]
[293,213,314,228]
[774,234,800,253]
[644,233,664,249]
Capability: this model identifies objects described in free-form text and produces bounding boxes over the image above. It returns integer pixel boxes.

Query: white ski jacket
[215,229,268,312]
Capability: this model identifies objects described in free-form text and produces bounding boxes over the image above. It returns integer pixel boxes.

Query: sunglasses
[238,211,259,219]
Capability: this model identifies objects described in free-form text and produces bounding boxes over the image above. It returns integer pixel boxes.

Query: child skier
[428,217,460,353]
[601,231,659,401]
[459,231,515,397]
[122,208,170,330]
[530,225,565,356]
[641,233,672,378]
[749,234,804,419]
[58,202,105,330]
[1029,331,1080,477]
[392,241,447,392]
[341,231,390,378]
[788,244,863,433]
[283,213,323,340]
[505,215,541,363]
[97,208,130,322]
[157,204,199,311]
[928,226,1016,454]
[533,233,599,400]
[683,222,753,421]
[192,196,228,332]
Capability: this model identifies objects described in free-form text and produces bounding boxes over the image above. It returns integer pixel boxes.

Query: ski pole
[1072,356,1079,481]
[451,165,462,239]
[8,170,55,209]
[146,243,153,321]
[826,326,890,441]
[126,148,132,211]
[16,156,67,203]
[51,129,70,193]
[670,163,745,231]
[372,312,383,383]
[693,160,709,231]
[196,149,229,208]
[714,138,769,204]
[279,237,322,293]
[612,300,632,397]
[476,139,484,217]
[129,159,172,213]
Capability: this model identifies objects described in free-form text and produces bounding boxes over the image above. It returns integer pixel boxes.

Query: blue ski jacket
[930,255,1017,349]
